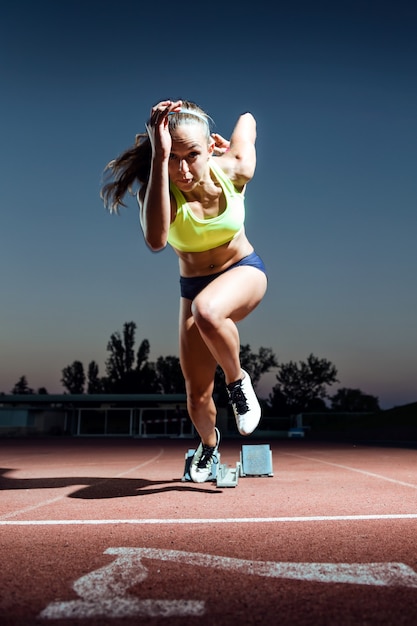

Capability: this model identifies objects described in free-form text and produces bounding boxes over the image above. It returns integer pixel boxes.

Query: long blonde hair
[101,100,211,214]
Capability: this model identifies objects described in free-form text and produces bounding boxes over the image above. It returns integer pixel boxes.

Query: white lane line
[0,496,67,521]
[0,449,165,521]
[284,452,417,489]
[2,513,417,526]
[109,448,165,478]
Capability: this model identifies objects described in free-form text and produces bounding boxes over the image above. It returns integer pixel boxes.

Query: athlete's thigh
[195,266,267,323]
[179,297,217,389]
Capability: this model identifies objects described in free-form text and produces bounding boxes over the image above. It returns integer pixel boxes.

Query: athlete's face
[168,124,214,190]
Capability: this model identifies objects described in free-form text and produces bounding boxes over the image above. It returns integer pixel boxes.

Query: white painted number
[39,547,417,619]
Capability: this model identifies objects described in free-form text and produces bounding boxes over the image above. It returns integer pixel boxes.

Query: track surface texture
[1,437,417,625]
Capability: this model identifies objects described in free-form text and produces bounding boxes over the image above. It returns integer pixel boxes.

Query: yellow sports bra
[167,158,245,253]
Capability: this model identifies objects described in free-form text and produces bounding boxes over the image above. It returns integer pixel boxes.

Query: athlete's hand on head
[211,132,230,156]
[146,100,182,158]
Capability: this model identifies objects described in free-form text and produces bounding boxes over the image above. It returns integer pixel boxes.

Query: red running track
[1,437,417,625]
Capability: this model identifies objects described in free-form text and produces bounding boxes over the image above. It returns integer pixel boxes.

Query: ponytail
[101,133,151,214]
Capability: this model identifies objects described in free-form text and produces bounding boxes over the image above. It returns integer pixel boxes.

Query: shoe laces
[228,382,249,415]
[197,444,217,470]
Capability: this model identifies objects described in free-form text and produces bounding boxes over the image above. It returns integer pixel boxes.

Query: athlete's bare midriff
[175,229,254,277]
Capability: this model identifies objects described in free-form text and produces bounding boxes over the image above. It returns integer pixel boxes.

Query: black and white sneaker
[190,427,220,483]
[227,369,261,436]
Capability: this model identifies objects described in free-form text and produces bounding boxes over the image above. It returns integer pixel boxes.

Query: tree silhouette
[330,387,380,412]
[105,321,136,385]
[239,344,278,386]
[61,361,86,394]
[269,353,338,414]
[155,355,186,394]
[87,361,104,394]
[11,375,33,395]
[104,323,159,393]
[8,323,386,418]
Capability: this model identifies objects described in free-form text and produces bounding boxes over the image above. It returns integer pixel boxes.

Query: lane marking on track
[39,547,417,619]
[2,513,417,526]
[0,495,66,521]
[283,452,417,488]
[0,449,164,521]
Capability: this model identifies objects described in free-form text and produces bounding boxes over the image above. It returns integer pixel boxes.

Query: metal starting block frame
[216,462,241,488]
[182,443,273,486]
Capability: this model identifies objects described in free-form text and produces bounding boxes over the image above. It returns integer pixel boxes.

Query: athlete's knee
[186,385,214,413]
[191,297,221,334]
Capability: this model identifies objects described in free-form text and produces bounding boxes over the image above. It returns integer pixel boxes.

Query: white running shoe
[190,427,220,483]
[227,369,261,436]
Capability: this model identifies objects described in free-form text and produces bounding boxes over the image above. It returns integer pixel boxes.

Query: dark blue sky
[1,0,416,407]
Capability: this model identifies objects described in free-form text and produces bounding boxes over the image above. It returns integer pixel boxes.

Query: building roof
[0,393,187,407]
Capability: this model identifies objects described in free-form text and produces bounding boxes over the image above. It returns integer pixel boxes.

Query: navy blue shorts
[180,251,267,301]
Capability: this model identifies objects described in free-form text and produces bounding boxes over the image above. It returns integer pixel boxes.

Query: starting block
[181,448,220,482]
[216,462,241,488]
[240,444,274,477]
[181,443,273,485]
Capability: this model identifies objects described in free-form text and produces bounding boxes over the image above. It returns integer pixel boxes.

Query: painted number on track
[39,547,417,620]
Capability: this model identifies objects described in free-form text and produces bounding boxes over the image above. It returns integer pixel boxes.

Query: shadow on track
[0,468,220,498]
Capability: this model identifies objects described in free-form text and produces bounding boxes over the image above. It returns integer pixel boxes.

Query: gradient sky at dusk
[1,1,416,408]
